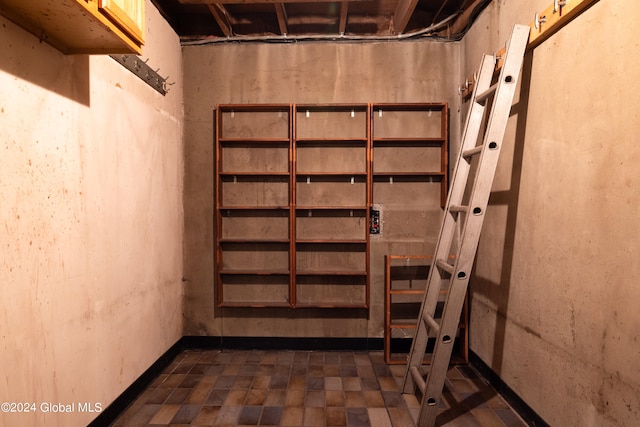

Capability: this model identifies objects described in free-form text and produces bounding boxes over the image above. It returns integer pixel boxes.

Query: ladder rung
[462,145,483,159]
[449,204,468,214]
[409,366,426,394]
[422,312,440,335]
[476,83,497,104]
[435,259,454,275]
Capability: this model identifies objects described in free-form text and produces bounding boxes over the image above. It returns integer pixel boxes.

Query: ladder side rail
[427,53,497,277]
[439,54,497,221]
[416,24,531,427]
[456,24,531,277]
[401,54,497,392]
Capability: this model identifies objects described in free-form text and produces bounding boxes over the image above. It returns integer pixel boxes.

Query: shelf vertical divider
[214,106,223,307]
[366,103,372,309]
[441,104,449,207]
[289,103,296,308]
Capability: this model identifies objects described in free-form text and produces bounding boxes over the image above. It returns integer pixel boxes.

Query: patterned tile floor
[111,349,527,426]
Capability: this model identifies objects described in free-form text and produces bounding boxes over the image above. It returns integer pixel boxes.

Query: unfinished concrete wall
[0,2,184,425]
[462,1,640,425]
[183,41,460,337]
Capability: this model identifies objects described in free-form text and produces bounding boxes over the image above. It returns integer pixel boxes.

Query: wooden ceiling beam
[180,0,369,4]
[432,0,452,24]
[393,0,419,34]
[274,3,288,35]
[448,0,486,34]
[207,3,233,37]
[339,1,348,35]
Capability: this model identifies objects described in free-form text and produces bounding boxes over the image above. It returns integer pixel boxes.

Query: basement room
[0,0,638,426]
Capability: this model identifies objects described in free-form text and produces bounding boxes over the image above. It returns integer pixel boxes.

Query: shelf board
[296,270,367,276]
[296,171,367,183]
[388,319,465,329]
[296,239,367,245]
[387,255,433,260]
[372,173,444,183]
[219,301,292,308]
[219,206,290,210]
[218,103,291,112]
[386,254,455,262]
[219,238,290,244]
[295,206,367,211]
[373,172,444,177]
[389,289,425,295]
[219,138,290,144]
[389,323,418,329]
[295,103,369,111]
[295,138,368,145]
[220,172,290,177]
[390,289,449,296]
[373,138,445,146]
[295,302,368,309]
[220,270,291,275]
[296,239,367,247]
[372,103,446,111]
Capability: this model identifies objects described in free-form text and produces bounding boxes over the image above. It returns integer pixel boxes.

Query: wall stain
[523,325,542,339]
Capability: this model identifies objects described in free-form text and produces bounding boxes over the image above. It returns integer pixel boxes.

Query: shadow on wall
[470,51,534,371]
[0,18,90,106]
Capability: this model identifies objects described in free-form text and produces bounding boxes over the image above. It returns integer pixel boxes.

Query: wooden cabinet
[99,0,144,46]
[0,0,144,54]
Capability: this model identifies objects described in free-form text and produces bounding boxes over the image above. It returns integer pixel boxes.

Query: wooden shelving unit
[215,103,448,310]
[371,103,448,207]
[215,104,293,307]
[293,104,370,308]
[384,255,468,365]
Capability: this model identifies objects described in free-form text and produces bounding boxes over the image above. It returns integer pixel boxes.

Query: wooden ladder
[401,24,531,427]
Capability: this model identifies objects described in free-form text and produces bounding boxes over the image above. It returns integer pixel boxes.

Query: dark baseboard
[185,335,384,351]
[469,350,549,427]
[88,337,184,427]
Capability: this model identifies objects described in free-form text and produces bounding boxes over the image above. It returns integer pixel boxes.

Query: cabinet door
[99,0,144,44]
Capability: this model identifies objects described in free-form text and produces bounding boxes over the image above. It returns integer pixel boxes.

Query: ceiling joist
[274,3,288,35]
[393,0,420,34]
[155,0,477,42]
[207,3,233,36]
[180,0,369,4]
[339,1,348,35]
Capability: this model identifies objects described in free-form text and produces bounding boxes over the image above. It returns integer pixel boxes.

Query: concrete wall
[0,2,184,426]
[463,1,640,425]
[183,40,461,337]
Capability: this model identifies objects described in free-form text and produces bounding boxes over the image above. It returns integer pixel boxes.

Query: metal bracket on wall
[110,55,169,96]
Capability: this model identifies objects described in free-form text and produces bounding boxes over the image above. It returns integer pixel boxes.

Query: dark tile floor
[111,349,527,426]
